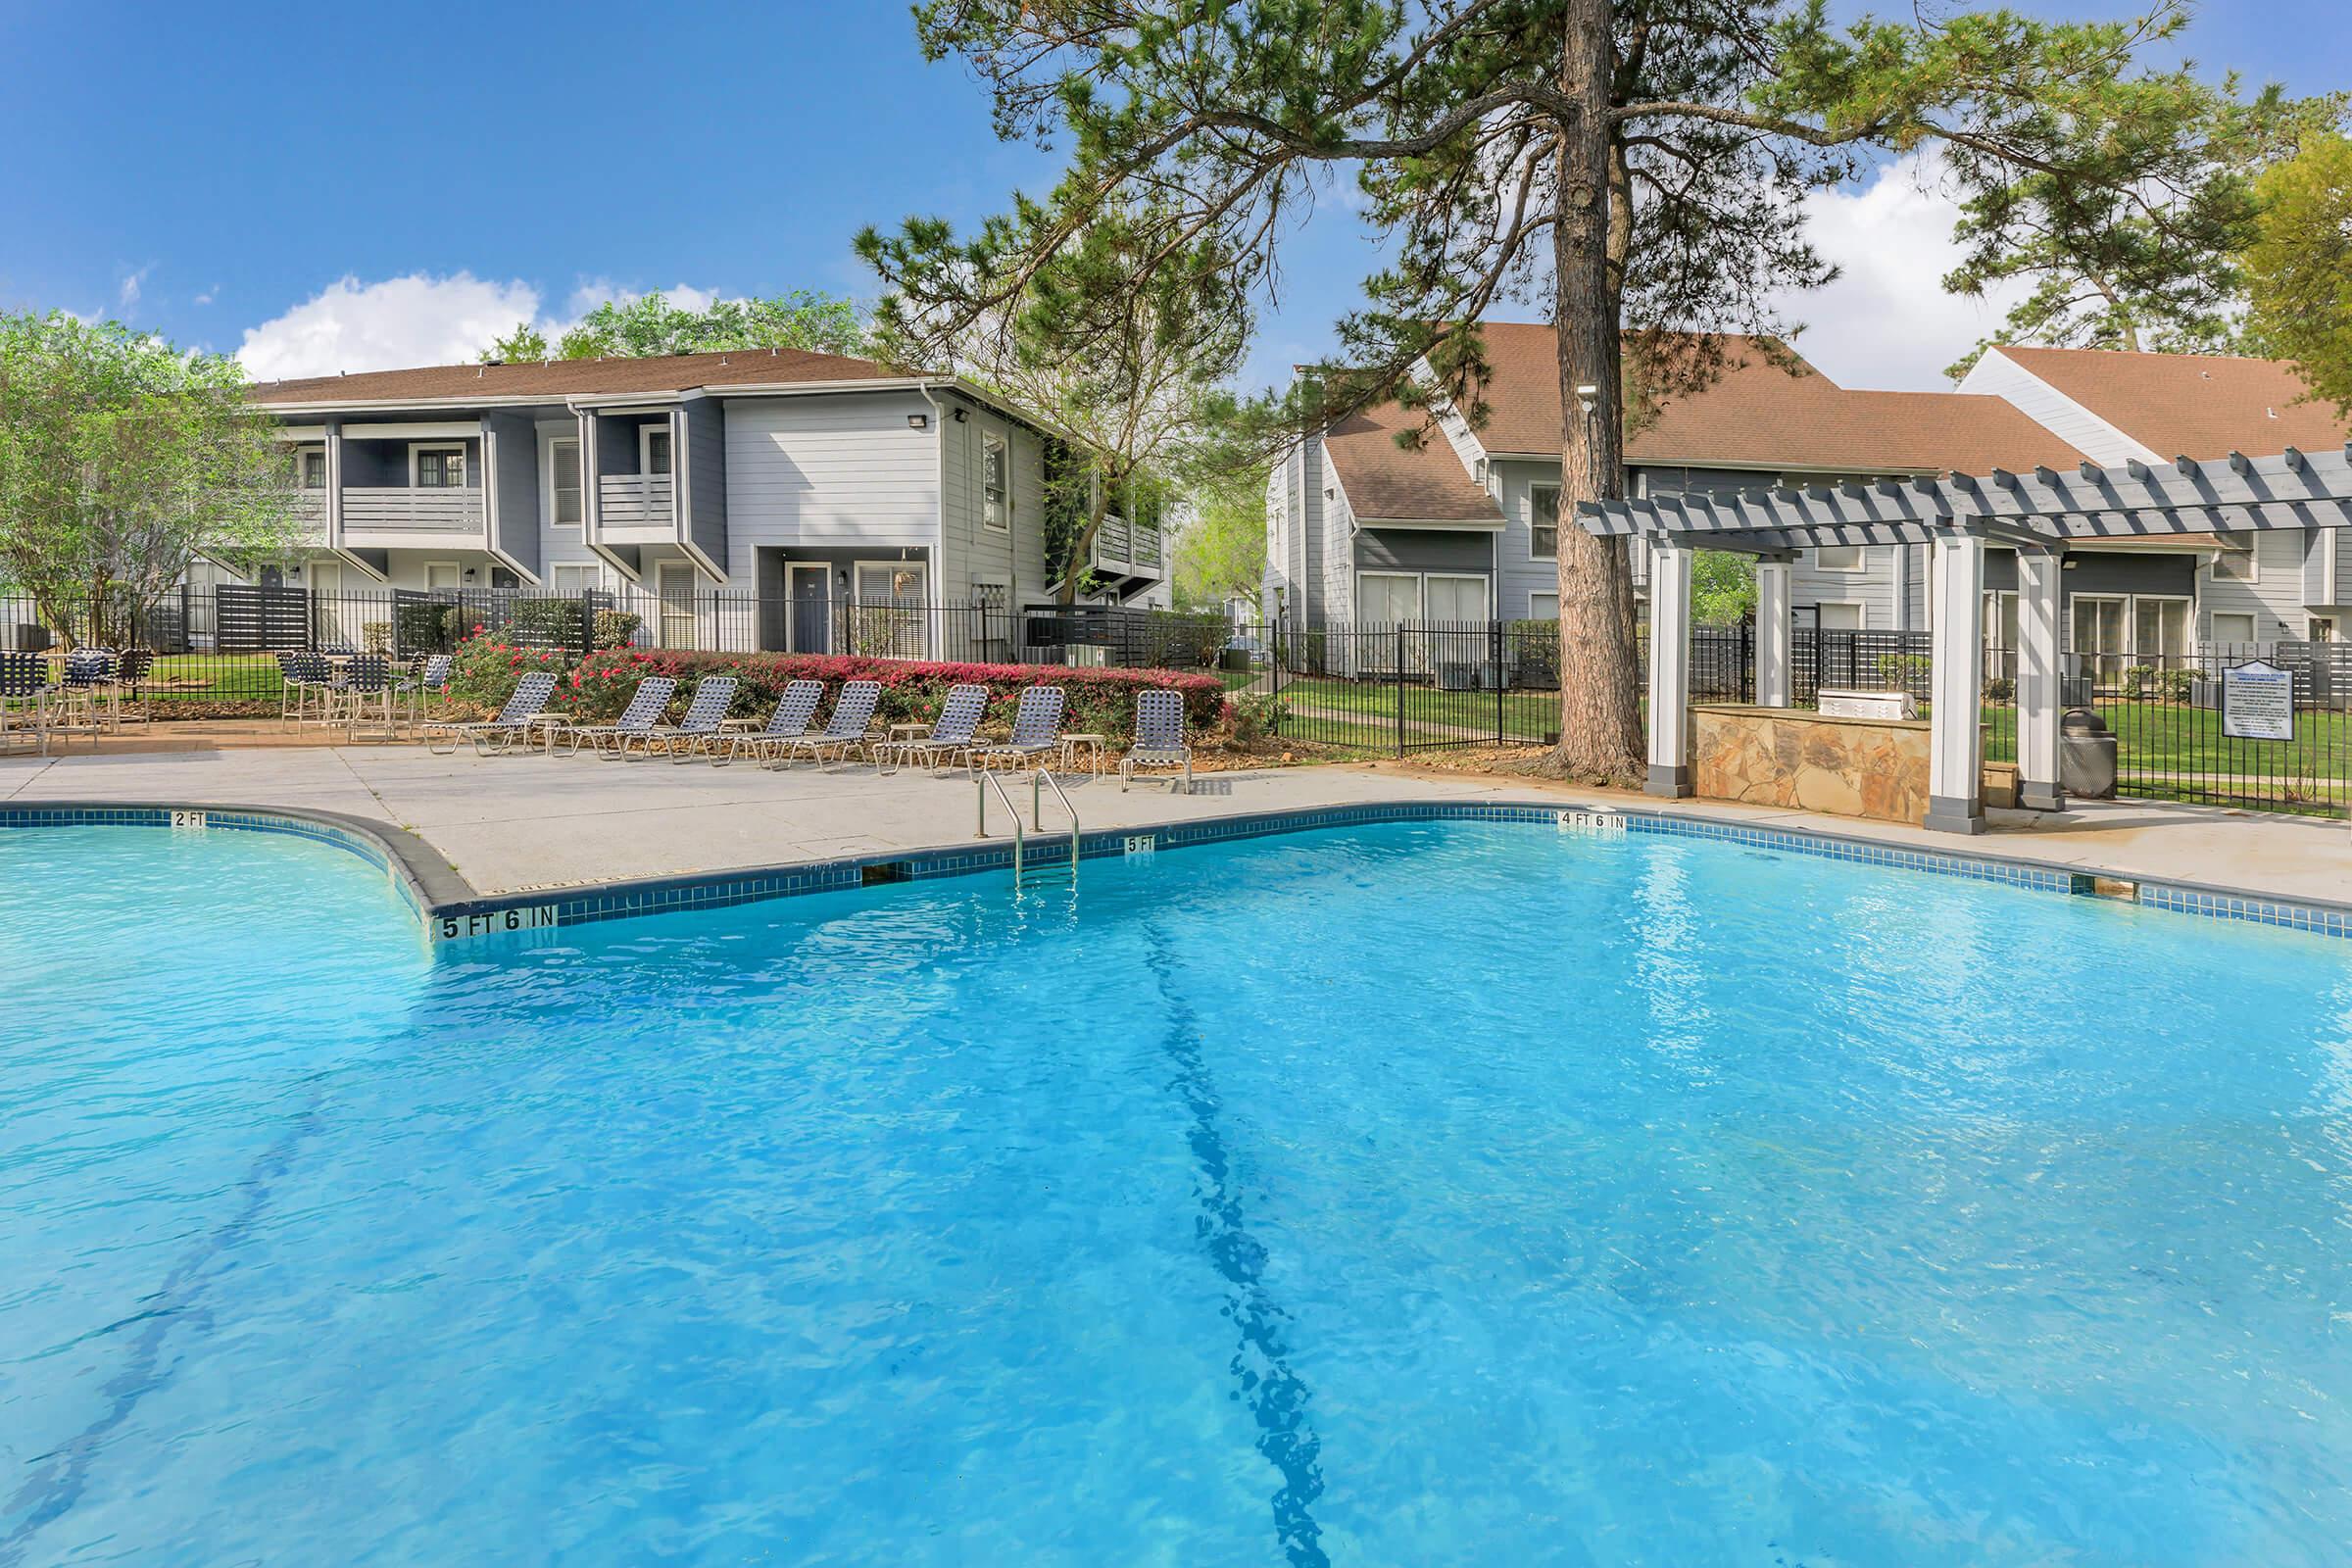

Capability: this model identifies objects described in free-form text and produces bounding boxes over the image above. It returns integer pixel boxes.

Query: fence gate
[214,584,312,652]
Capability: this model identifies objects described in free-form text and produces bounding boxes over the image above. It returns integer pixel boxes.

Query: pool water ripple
[4,820,2352,1565]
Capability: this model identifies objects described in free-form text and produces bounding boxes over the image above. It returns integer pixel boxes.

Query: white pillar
[1754,559,1792,707]
[2016,545,2065,810]
[1926,532,1986,834]
[1647,540,1693,798]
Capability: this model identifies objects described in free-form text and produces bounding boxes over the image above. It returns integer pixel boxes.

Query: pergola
[1575,445,2352,834]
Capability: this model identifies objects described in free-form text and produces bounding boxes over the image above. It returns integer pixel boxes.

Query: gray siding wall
[1321,466,1354,624]
[1356,528,1494,573]
[1985,548,2196,599]
[1639,462,1905,628]
[2196,529,2307,641]
[681,401,728,576]
[482,411,540,577]
[721,392,940,584]
[1299,434,1326,626]
[1490,457,1560,618]
[937,392,1033,599]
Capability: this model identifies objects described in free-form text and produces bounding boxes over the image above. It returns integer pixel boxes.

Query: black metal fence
[2086,644,2352,816]
[1241,620,1563,752]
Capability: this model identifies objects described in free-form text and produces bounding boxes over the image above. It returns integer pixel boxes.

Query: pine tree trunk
[1549,0,1645,784]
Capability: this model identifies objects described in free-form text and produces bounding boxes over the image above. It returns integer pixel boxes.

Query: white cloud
[119,265,152,311]
[236,273,743,379]
[237,272,545,380]
[193,285,217,307]
[1771,153,2031,391]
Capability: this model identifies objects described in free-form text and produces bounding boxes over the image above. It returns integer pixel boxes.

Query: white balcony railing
[599,474,675,529]
[340,487,484,535]
[1092,514,1163,576]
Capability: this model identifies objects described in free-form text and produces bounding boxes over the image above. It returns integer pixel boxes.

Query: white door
[657,563,698,650]
[1425,574,1487,624]
[310,562,351,648]
[1356,573,1420,625]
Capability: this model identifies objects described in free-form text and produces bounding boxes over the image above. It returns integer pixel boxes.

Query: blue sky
[3,0,2342,393]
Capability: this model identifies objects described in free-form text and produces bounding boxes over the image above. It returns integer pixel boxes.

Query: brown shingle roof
[1460,321,2085,473]
[247,346,904,405]
[1322,400,1503,524]
[1992,346,2350,462]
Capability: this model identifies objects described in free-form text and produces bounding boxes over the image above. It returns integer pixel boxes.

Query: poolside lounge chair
[763,678,881,769]
[1120,688,1194,793]
[718,679,824,766]
[0,651,60,757]
[879,684,988,775]
[557,675,679,758]
[421,670,560,757]
[651,675,741,760]
[973,685,1065,773]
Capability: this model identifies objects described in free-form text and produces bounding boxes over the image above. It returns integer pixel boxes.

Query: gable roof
[247,346,906,407]
[1322,399,1502,523]
[1988,345,2350,462]
[1453,322,2085,474]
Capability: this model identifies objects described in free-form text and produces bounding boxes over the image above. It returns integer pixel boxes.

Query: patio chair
[1120,688,1194,793]
[115,648,156,726]
[878,683,989,775]
[719,679,824,767]
[58,648,119,735]
[973,685,1065,773]
[342,655,398,743]
[394,654,454,732]
[763,678,882,769]
[557,675,679,758]
[0,650,59,757]
[652,675,741,761]
[277,653,324,728]
[421,670,561,757]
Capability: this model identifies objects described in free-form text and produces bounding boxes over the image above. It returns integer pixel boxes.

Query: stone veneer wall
[1691,704,1931,824]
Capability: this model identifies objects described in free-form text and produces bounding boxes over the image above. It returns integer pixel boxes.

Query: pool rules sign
[2222,660,2295,742]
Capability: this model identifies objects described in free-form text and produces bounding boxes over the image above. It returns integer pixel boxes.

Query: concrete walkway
[6,740,2349,907]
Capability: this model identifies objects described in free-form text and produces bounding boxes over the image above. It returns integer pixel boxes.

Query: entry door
[310,561,349,648]
[2072,595,2128,686]
[790,564,832,654]
[657,562,697,650]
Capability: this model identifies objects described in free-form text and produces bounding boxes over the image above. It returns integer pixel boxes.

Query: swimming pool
[4,818,2349,1566]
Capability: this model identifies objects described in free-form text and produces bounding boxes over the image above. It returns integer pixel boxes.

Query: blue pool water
[4,820,2352,1566]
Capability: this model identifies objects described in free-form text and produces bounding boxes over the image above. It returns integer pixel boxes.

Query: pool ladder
[977,767,1079,891]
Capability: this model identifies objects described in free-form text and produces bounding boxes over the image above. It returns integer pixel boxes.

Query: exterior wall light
[1575,384,1601,416]
[907,413,929,430]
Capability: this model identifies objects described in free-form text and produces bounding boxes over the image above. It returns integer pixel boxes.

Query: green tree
[1171,466,1270,611]
[885,0,2269,783]
[1690,550,1756,624]
[484,290,867,363]
[2246,130,2352,415]
[1942,83,2340,379]
[0,312,304,646]
[861,199,1250,603]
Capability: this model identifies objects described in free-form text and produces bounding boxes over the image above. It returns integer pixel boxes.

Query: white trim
[1526,481,1561,562]
[2308,613,2337,642]
[639,421,673,478]
[853,558,930,601]
[1813,545,1868,572]
[980,428,1010,533]
[408,442,466,487]
[2209,542,2259,584]
[1349,515,1503,532]
[1529,589,1560,618]
[2209,610,2258,643]
[1424,571,1490,621]
[294,444,329,491]
[1354,569,1422,622]
[422,561,463,591]
[1815,600,1867,631]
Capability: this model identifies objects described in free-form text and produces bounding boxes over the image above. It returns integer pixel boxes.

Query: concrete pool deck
[5,739,2349,915]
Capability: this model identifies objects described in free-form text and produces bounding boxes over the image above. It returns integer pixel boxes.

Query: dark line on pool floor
[1140,924,1330,1568]
[0,1092,325,1565]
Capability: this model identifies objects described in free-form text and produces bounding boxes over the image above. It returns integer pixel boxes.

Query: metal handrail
[977,767,1025,880]
[1032,766,1078,888]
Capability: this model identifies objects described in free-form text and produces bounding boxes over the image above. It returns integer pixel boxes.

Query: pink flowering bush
[438,633,1226,741]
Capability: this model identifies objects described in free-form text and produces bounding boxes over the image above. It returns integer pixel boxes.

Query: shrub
[506,597,584,651]
[1230,692,1287,746]
[592,609,642,650]
[1506,618,1560,689]
[393,600,453,655]
[443,627,574,714]
[1982,675,2016,704]
[362,621,393,655]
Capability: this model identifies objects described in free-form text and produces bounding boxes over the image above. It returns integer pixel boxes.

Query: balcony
[1091,514,1163,577]
[599,474,675,541]
[290,491,329,547]
[339,487,485,544]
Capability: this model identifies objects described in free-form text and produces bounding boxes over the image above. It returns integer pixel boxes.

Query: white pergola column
[1925,531,1987,835]
[1646,540,1694,798]
[1754,557,1792,707]
[2016,544,2065,811]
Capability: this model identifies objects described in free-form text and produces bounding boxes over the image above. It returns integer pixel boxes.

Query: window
[1530,591,1560,620]
[297,448,327,489]
[1817,602,1865,630]
[1425,574,1487,623]
[2072,595,2129,683]
[642,425,672,476]
[413,446,465,488]
[1814,545,1865,571]
[981,432,1009,531]
[550,439,583,528]
[2312,616,2337,643]
[2133,597,2191,662]
[1529,484,1559,559]
[1356,572,1421,624]
[1984,589,2020,683]
[550,564,600,595]
[424,563,462,591]
[2210,612,2257,645]
[2211,545,2257,582]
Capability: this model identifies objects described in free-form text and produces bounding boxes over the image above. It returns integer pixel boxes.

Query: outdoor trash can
[2060,707,2117,799]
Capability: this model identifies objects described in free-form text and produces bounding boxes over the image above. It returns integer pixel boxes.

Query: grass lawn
[1271,674,1556,735]
[142,654,286,703]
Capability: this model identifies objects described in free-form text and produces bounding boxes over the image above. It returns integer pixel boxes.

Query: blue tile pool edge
[6,797,2348,949]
